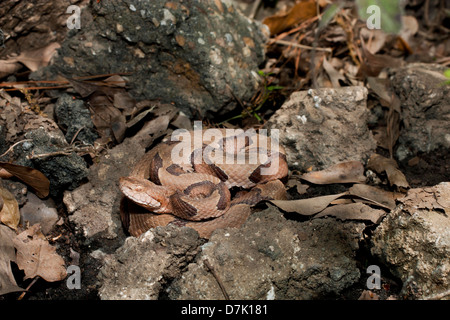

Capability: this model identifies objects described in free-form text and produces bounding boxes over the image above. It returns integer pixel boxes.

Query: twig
[69,126,85,146]
[0,139,33,158]
[203,259,230,300]
[270,39,332,53]
[27,146,94,159]
[249,0,262,19]
[17,276,40,300]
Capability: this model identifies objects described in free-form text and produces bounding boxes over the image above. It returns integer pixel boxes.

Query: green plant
[444,69,450,85]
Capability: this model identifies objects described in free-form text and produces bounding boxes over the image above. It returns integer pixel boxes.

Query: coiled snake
[119,129,288,239]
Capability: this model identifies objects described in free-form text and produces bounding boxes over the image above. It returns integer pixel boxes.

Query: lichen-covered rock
[266,87,376,172]
[371,183,450,299]
[33,0,268,118]
[97,225,201,300]
[166,206,364,300]
[389,63,450,160]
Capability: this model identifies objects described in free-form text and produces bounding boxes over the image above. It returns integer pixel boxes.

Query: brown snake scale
[119,129,288,239]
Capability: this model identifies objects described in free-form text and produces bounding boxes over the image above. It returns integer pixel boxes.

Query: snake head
[119,177,172,213]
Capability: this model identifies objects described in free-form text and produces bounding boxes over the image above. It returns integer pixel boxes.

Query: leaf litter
[270,160,405,224]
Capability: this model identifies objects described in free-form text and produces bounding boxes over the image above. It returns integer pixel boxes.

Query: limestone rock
[371,182,450,299]
[266,87,376,172]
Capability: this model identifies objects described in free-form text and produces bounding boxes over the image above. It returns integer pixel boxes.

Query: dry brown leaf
[0,224,23,295]
[287,178,309,195]
[270,192,349,216]
[0,43,60,78]
[105,75,127,88]
[113,91,136,110]
[360,28,387,54]
[0,60,22,79]
[131,114,172,148]
[301,161,366,184]
[0,162,50,198]
[398,16,418,47]
[263,0,317,35]
[15,42,60,72]
[367,77,392,104]
[13,224,67,282]
[367,154,409,189]
[315,202,385,224]
[0,187,20,230]
[322,58,346,88]
[349,184,398,210]
[89,94,127,142]
[358,34,404,77]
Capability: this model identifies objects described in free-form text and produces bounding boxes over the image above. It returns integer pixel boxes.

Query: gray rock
[389,63,450,160]
[33,0,268,118]
[64,137,145,240]
[24,128,88,196]
[167,206,364,300]
[97,225,201,300]
[266,87,376,172]
[54,94,99,145]
[371,182,450,299]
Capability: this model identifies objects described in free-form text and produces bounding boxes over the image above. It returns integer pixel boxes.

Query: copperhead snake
[119,129,288,239]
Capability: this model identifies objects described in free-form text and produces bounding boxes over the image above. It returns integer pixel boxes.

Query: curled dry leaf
[0,162,50,198]
[286,177,309,195]
[301,161,366,184]
[263,0,317,35]
[0,42,60,78]
[315,202,385,224]
[322,58,346,88]
[13,224,67,282]
[270,192,349,216]
[0,225,22,295]
[270,183,396,223]
[367,154,409,189]
[0,187,20,230]
[349,184,398,210]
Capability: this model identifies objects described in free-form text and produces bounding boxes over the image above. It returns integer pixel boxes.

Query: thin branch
[0,139,33,158]
[27,146,94,159]
[17,276,40,300]
[249,0,262,20]
[269,39,333,53]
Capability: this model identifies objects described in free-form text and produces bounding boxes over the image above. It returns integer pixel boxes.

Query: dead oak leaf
[0,187,20,230]
[367,154,409,189]
[13,224,66,282]
[263,0,317,35]
[0,225,23,295]
[0,162,50,198]
[315,202,386,224]
[301,161,366,184]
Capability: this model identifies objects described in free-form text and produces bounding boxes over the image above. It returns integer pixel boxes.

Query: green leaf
[318,3,342,32]
[356,0,404,34]
[267,85,284,91]
[444,69,450,79]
